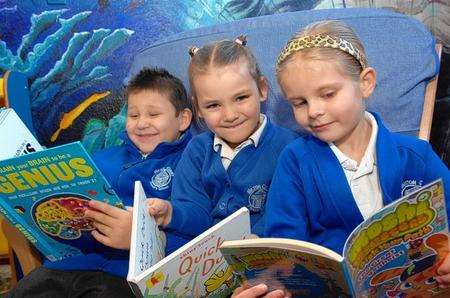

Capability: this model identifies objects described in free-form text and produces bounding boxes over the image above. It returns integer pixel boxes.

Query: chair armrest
[0,218,42,276]
[419,43,443,140]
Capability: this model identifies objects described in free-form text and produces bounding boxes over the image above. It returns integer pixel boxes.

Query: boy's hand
[232,283,285,298]
[84,200,132,250]
[437,253,450,288]
[147,198,172,227]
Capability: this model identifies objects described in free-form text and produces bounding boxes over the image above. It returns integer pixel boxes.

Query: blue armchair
[127,8,441,140]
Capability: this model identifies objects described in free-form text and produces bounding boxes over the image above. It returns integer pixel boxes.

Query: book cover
[0,108,42,160]
[220,179,449,298]
[0,141,124,261]
[344,179,449,297]
[127,207,251,297]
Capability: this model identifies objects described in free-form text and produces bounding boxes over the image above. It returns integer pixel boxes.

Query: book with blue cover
[0,141,124,261]
[220,179,450,298]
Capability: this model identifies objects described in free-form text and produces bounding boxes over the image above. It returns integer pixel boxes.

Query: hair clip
[188,46,200,57]
[235,35,247,46]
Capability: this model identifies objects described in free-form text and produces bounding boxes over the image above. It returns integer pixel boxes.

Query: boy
[8,68,192,297]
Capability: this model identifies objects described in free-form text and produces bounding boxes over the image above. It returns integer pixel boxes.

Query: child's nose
[307,101,325,119]
[137,117,150,128]
[222,106,238,122]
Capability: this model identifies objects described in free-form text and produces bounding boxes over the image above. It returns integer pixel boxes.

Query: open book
[220,179,449,297]
[127,183,251,298]
[0,141,124,261]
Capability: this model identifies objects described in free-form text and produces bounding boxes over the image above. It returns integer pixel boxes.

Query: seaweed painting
[0,9,133,148]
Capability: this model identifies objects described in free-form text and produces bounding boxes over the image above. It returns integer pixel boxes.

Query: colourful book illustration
[127,206,251,298]
[0,108,43,160]
[220,179,449,298]
[0,141,124,261]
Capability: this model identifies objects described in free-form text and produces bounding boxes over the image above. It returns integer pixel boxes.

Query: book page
[130,207,251,297]
[128,181,165,280]
[0,108,43,160]
[221,242,351,297]
[343,179,449,297]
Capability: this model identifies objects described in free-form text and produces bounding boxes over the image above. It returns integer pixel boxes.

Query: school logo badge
[247,184,268,212]
[150,167,174,191]
[401,179,423,196]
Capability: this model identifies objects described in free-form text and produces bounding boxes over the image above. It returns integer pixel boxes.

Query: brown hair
[126,67,190,116]
[277,20,368,82]
[188,36,264,119]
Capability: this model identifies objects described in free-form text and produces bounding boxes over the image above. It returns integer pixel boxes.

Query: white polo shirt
[213,114,267,170]
[329,112,383,219]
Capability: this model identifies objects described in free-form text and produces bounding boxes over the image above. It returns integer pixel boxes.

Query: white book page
[128,181,165,281]
[0,108,43,160]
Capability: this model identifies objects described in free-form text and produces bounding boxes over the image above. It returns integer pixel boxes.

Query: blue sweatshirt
[265,113,450,255]
[166,119,297,239]
[44,131,191,277]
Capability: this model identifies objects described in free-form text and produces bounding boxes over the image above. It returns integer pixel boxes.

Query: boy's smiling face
[126,89,190,155]
[193,62,267,148]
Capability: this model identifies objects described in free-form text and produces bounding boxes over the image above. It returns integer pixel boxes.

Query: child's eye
[236,95,249,102]
[128,114,139,119]
[292,100,306,108]
[322,91,335,99]
[148,113,160,117]
[205,103,219,109]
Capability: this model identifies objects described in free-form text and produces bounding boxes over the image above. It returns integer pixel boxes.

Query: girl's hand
[147,198,172,227]
[85,200,132,249]
[232,283,285,298]
[436,253,450,288]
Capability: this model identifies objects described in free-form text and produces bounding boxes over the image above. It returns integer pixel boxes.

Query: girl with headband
[234,20,450,298]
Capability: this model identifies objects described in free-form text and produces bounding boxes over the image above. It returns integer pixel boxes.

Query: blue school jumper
[165,119,297,239]
[44,131,192,277]
[264,113,450,255]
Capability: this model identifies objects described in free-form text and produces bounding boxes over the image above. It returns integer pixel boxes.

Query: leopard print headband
[276,34,366,70]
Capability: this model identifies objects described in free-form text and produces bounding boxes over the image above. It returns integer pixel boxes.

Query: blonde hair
[188,36,264,119]
[277,20,368,82]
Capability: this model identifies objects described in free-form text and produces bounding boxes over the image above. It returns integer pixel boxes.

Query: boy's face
[194,62,267,148]
[278,58,374,147]
[126,90,190,154]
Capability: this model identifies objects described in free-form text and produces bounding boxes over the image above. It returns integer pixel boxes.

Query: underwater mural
[0,0,446,153]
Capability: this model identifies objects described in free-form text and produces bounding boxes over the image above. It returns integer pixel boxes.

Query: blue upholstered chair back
[127,8,439,136]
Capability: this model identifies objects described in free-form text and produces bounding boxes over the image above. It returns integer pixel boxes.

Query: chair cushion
[126,8,439,136]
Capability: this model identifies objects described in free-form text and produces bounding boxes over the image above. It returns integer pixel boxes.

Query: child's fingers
[88,200,122,218]
[266,290,286,298]
[93,222,113,237]
[232,284,268,297]
[91,230,112,247]
[85,209,115,226]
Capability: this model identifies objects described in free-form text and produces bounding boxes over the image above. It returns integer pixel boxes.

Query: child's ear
[178,108,193,132]
[258,76,269,102]
[359,67,377,99]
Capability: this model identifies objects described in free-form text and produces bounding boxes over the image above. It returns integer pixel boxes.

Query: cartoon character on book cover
[344,180,448,298]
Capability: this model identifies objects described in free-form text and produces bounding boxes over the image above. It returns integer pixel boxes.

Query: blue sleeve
[264,145,310,241]
[424,143,450,216]
[166,142,213,237]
